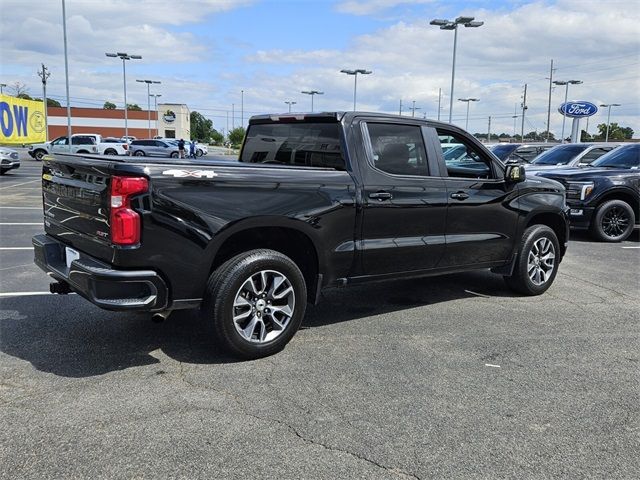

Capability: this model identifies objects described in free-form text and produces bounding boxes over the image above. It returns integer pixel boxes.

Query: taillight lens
[110,176,148,245]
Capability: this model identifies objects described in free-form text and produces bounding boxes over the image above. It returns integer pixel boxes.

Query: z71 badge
[162,169,218,179]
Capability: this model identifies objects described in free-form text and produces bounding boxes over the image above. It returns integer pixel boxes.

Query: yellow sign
[0,93,46,144]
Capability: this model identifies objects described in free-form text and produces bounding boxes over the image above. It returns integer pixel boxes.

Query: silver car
[526,143,619,174]
[0,147,20,175]
[128,139,180,158]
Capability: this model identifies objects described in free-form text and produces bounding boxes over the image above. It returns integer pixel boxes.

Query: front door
[433,127,519,267]
[357,120,448,276]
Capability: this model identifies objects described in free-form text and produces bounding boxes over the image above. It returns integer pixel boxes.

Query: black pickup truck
[538,143,639,242]
[33,112,569,358]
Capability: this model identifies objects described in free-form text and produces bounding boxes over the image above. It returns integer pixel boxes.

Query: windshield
[591,145,640,169]
[490,144,519,160]
[532,144,589,165]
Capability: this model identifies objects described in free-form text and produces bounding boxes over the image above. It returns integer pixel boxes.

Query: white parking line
[0,179,40,190]
[0,207,42,210]
[485,364,501,368]
[0,223,43,225]
[622,246,640,249]
[0,292,53,297]
[0,247,33,250]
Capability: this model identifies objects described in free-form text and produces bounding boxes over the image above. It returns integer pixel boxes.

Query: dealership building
[47,103,190,140]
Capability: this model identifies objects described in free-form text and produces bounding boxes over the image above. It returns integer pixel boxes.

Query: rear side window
[72,137,95,145]
[240,123,345,170]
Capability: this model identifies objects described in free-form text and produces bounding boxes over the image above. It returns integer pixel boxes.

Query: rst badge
[162,169,218,178]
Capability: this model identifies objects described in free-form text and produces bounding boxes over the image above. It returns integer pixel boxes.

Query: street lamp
[600,104,621,142]
[136,79,161,138]
[458,98,479,130]
[301,90,324,112]
[430,16,483,124]
[150,93,162,138]
[554,79,582,142]
[340,69,372,111]
[284,101,296,113]
[106,52,142,140]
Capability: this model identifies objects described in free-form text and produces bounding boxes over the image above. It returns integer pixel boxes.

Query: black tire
[201,249,307,359]
[104,149,118,155]
[196,149,203,157]
[34,149,46,161]
[504,225,560,296]
[590,200,635,242]
[0,169,6,175]
[134,150,145,157]
[170,152,179,158]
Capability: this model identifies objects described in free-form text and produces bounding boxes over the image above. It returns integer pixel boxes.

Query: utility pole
[487,116,491,143]
[62,0,72,150]
[399,99,403,115]
[545,59,555,142]
[512,103,518,140]
[410,101,421,117]
[437,88,442,121]
[241,90,244,129]
[38,63,51,141]
[232,103,235,130]
[520,84,528,141]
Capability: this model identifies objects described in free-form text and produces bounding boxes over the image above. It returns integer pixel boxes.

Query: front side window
[241,122,345,170]
[52,137,68,146]
[532,145,589,165]
[366,123,429,176]
[437,129,494,179]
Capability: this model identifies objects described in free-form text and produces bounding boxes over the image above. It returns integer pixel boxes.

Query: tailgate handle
[369,191,393,201]
[450,192,469,200]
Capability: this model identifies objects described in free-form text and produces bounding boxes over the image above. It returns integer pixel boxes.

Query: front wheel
[170,151,179,158]
[134,150,145,157]
[34,150,47,161]
[196,149,203,157]
[504,225,560,295]
[201,249,307,359]
[590,200,635,242]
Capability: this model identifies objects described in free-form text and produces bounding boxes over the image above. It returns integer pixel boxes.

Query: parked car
[121,136,137,143]
[128,139,180,157]
[33,111,569,359]
[538,143,639,242]
[163,139,208,157]
[526,143,619,174]
[28,136,98,160]
[71,134,128,155]
[0,146,20,175]
[489,143,556,163]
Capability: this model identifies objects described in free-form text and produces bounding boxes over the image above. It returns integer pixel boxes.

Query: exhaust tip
[50,281,72,295]
[151,311,171,323]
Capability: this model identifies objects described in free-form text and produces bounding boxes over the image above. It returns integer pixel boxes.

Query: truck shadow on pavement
[0,270,517,378]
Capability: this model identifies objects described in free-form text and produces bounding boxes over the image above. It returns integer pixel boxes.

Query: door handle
[369,191,393,201]
[450,192,469,200]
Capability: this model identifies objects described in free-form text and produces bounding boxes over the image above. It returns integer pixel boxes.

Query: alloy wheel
[527,237,556,286]
[601,206,629,238]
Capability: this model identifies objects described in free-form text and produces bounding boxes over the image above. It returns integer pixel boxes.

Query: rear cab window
[240,122,346,170]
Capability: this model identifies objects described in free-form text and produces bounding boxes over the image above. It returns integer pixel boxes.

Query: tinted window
[71,137,95,145]
[490,144,519,161]
[591,145,640,169]
[532,144,589,165]
[51,137,68,145]
[579,147,614,164]
[365,123,429,176]
[130,140,143,146]
[241,122,345,170]
[437,129,494,179]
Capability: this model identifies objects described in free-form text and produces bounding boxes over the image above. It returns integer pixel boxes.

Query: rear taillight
[110,176,148,245]
[122,144,128,150]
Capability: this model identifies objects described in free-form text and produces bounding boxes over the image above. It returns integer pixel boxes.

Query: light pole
[150,93,162,137]
[106,51,142,140]
[136,79,160,138]
[38,64,51,141]
[410,101,421,117]
[0,83,6,94]
[340,69,372,111]
[600,103,621,142]
[301,90,323,112]
[62,0,72,150]
[458,98,479,130]
[284,101,296,113]
[553,79,582,143]
[430,16,483,124]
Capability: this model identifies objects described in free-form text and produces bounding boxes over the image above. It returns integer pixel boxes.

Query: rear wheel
[201,249,307,359]
[504,225,560,295]
[170,152,179,158]
[34,149,46,161]
[104,149,118,155]
[196,149,204,157]
[134,150,145,156]
[590,200,635,242]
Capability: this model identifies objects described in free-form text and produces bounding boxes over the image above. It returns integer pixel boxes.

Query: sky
[1,0,639,138]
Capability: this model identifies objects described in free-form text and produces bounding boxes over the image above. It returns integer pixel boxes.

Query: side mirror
[505,164,526,182]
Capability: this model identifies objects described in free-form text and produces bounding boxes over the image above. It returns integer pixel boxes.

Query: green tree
[228,127,246,147]
[596,122,634,140]
[17,93,33,100]
[33,98,61,107]
[210,129,224,145]
[126,103,142,111]
[103,101,117,109]
[190,111,215,141]
[580,130,593,142]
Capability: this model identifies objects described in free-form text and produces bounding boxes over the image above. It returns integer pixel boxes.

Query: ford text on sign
[558,101,598,118]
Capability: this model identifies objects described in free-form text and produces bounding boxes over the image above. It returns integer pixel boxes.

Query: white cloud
[336,0,435,16]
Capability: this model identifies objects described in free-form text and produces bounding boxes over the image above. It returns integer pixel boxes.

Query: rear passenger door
[357,120,448,276]
[433,127,519,267]
[577,146,616,166]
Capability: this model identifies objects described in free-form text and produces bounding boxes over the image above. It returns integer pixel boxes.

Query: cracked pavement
[1,157,639,479]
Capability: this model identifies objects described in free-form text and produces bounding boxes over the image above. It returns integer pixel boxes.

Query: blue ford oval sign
[558,101,598,118]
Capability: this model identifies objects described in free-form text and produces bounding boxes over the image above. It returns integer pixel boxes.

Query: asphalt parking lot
[1,150,638,479]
